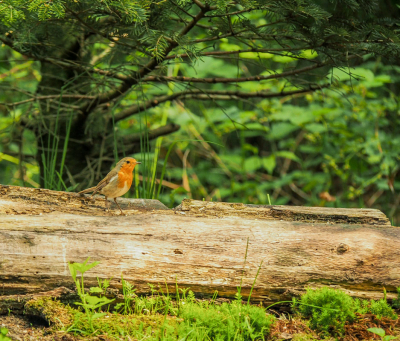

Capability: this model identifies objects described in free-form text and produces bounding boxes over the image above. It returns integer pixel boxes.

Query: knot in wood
[337,243,350,254]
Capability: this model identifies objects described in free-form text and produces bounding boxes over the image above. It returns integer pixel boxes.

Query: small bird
[78,157,141,215]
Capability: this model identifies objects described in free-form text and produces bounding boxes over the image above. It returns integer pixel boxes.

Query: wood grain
[176,199,391,225]
[0,185,397,314]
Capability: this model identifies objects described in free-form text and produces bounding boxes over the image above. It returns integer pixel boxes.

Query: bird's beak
[136,162,141,164]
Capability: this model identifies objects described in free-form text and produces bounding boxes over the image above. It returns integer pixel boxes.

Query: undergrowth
[27,259,400,340]
[62,258,276,340]
[295,287,398,336]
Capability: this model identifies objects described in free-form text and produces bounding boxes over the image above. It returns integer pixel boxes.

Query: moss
[297,287,398,337]
[69,311,183,339]
[24,297,73,328]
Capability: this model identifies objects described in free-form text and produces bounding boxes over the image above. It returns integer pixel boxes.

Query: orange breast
[117,169,133,189]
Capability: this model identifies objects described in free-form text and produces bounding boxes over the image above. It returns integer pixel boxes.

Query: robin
[78,157,141,215]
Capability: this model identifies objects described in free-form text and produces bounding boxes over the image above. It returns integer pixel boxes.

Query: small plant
[367,327,397,341]
[296,287,399,337]
[0,328,11,341]
[68,258,114,333]
[296,287,356,335]
[369,299,398,320]
[392,287,400,309]
[178,290,275,340]
[114,275,137,315]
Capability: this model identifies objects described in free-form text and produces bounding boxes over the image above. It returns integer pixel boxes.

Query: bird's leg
[114,198,125,215]
[105,196,109,212]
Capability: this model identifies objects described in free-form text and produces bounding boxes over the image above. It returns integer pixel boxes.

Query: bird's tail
[78,186,97,195]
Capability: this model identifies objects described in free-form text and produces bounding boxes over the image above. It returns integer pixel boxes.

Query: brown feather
[78,186,97,194]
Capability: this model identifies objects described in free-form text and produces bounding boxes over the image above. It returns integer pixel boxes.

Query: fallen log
[0,184,399,315]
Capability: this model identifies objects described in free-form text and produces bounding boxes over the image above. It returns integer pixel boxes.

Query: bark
[0,185,399,315]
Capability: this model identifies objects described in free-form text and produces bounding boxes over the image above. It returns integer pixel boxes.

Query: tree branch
[114,85,329,122]
[0,35,126,82]
[165,46,310,60]
[0,94,96,107]
[142,61,330,84]
[123,123,181,146]
[80,3,212,115]
[204,7,262,17]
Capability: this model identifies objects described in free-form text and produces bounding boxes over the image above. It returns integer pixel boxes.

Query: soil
[343,313,400,340]
[0,314,114,340]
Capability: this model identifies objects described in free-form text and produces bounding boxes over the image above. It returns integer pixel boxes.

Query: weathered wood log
[1,185,399,315]
[0,184,168,216]
[175,200,391,225]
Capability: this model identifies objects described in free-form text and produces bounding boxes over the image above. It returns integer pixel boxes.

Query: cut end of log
[175,199,391,226]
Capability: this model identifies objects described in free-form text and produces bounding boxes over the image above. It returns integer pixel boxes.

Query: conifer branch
[205,7,262,17]
[114,85,329,122]
[142,61,330,84]
[80,2,213,116]
[165,46,310,60]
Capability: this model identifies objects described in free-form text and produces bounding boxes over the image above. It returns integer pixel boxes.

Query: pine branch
[0,36,126,82]
[165,46,310,60]
[204,8,261,17]
[142,61,330,84]
[114,85,330,122]
[80,2,213,116]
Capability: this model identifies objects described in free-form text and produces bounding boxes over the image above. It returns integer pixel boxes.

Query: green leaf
[86,296,115,309]
[68,262,77,281]
[114,303,124,311]
[272,55,296,63]
[367,327,385,337]
[262,155,276,174]
[90,287,104,293]
[300,50,318,59]
[275,151,300,162]
[305,123,327,133]
[85,295,104,307]
[73,258,100,275]
[374,75,391,84]
[269,122,299,140]
[244,156,262,173]
[239,52,273,59]
[0,327,11,341]
[91,312,107,320]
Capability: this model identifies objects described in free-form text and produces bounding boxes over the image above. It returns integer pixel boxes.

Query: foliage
[64,259,275,340]
[393,287,400,309]
[0,328,11,341]
[68,258,115,332]
[368,299,398,320]
[0,0,399,222]
[296,287,356,335]
[155,61,400,220]
[178,291,275,340]
[367,327,398,341]
[296,287,397,336]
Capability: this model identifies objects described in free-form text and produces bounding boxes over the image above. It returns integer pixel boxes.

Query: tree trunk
[1,185,399,315]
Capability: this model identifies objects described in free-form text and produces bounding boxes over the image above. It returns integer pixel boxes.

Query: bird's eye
[126,161,130,164]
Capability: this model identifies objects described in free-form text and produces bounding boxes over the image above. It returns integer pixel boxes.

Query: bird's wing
[78,186,96,194]
[79,170,118,196]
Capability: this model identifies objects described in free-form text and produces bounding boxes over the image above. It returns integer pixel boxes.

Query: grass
[28,258,276,340]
